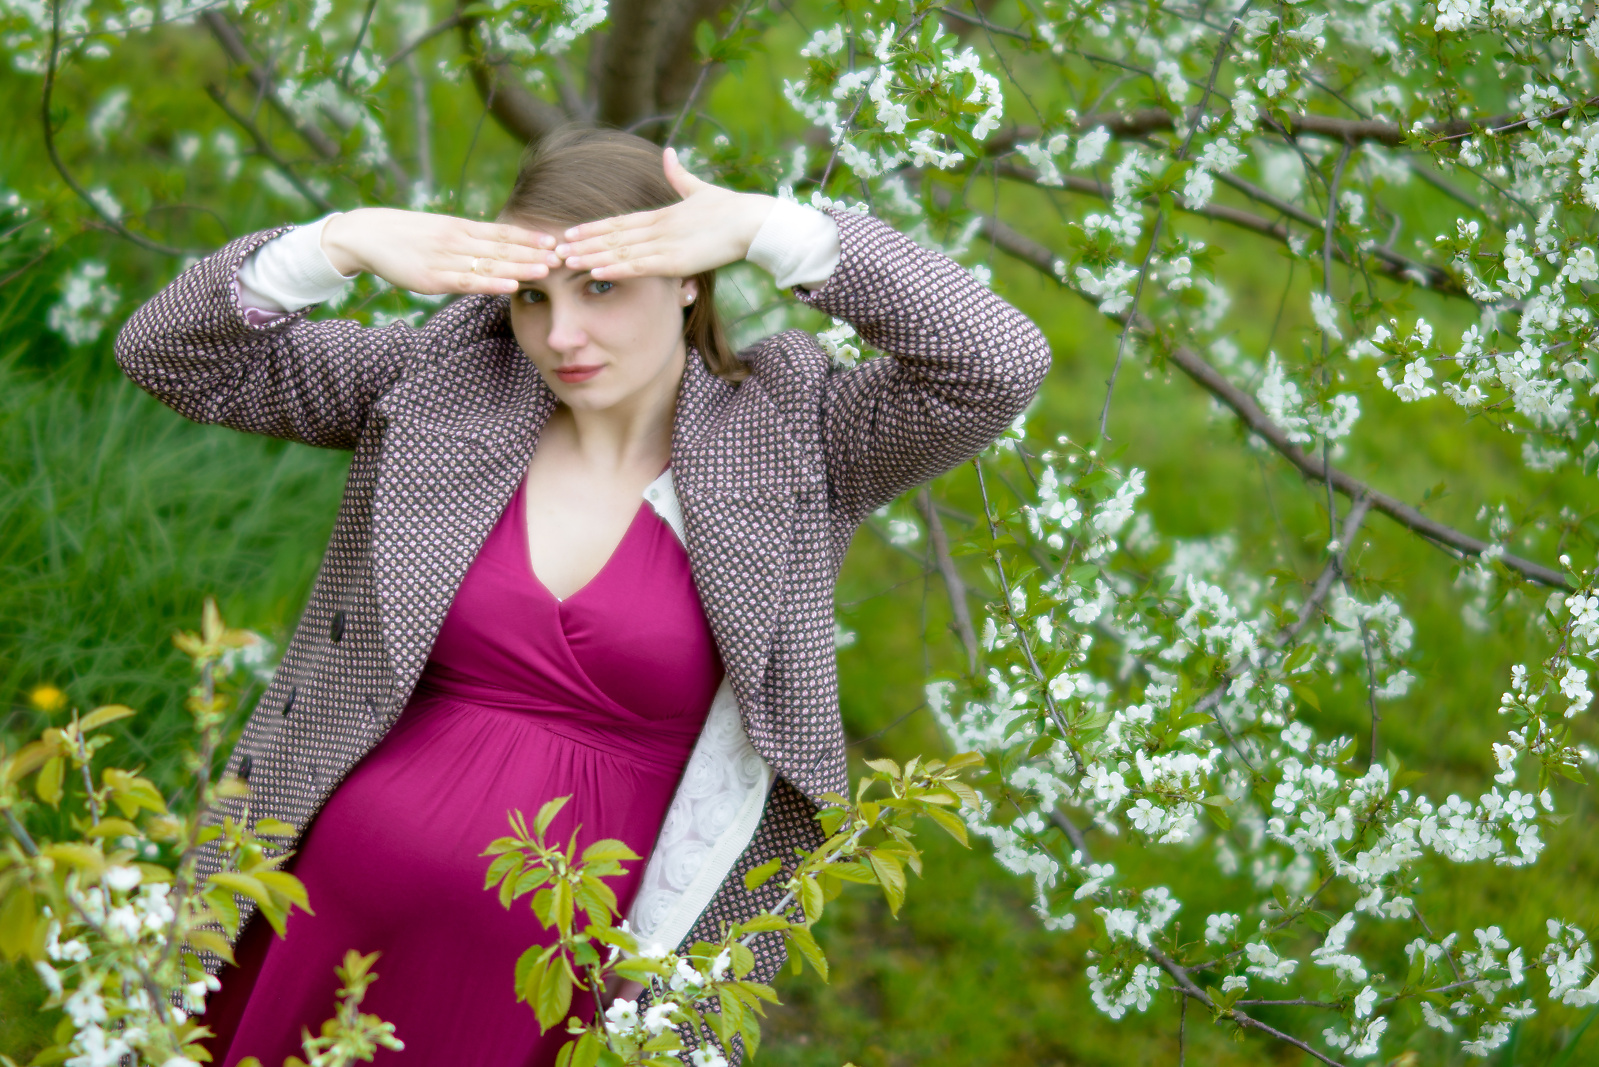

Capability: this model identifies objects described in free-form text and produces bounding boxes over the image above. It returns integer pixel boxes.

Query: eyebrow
[516,269,595,292]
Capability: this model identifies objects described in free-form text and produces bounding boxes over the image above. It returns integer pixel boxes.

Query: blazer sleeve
[115,227,413,451]
[795,208,1052,522]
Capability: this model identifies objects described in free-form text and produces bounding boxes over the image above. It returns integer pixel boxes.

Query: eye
[515,288,547,305]
[585,279,614,295]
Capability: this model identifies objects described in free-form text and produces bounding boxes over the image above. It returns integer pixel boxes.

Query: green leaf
[799,874,824,924]
[534,795,571,838]
[743,858,783,892]
[735,913,790,934]
[570,1029,602,1067]
[80,704,135,731]
[785,924,829,982]
[863,757,900,778]
[867,851,907,916]
[581,839,640,864]
[923,805,969,847]
[694,19,716,60]
[535,956,574,1031]
[1289,684,1321,711]
[485,851,525,893]
[0,881,36,961]
[730,943,755,978]
[36,756,63,808]
[1281,643,1314,673]
[826,861,877,884]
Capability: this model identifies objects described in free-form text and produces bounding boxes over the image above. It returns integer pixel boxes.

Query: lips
[554,364,603,383]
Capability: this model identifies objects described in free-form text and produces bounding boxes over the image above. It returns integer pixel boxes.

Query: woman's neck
[552,351,683,474]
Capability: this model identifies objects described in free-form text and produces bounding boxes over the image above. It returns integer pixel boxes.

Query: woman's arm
[797,209,1052,522]
[115,212,560,450]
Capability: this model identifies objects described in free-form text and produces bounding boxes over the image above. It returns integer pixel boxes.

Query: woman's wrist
[320,210,366,277]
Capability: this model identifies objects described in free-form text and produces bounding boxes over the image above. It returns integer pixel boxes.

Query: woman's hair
[499,126,743,382]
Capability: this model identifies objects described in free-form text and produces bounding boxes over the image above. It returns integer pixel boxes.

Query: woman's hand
[555,148,776,280]
[320,208,562,296]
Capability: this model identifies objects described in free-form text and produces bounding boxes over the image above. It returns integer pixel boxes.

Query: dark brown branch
[1143,945,1351,1067]
[990,93,1599,153]
[202,12,342,161]
[42,0,188,256]
[204,84,335,214]
[917,486,978,673]
[993,160,1459,295]
[979,216,1572,591]
[591,0,737,132]
[455,3,571,145]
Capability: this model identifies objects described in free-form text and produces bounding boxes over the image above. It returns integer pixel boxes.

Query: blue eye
[516,288,547,305]
[586,279,614,295]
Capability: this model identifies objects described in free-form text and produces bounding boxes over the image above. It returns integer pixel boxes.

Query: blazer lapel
[370,338,556,705]
[671,355,803,719]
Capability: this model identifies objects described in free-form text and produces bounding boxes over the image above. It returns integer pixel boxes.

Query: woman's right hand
[320,208,563,296]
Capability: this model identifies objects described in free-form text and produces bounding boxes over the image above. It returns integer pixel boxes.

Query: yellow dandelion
[28,683,68,714]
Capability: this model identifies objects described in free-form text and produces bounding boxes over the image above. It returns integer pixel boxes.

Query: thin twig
[973,458,1078,752]
[977,216,1571,589]
[42,0,188,256]
[665,0,756,147]
[1098,2,1249,437]
[204,84,336,213]
[918,486,978,672]
[341,0,382,86]
[384,12,464,68]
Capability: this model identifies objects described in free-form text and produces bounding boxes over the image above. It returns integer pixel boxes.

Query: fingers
[662,146,706,198]
[561,207,665,244]
[460,218,558,250]
[444,271,522,295]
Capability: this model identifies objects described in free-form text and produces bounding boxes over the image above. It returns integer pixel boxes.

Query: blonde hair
[499,126,743,382]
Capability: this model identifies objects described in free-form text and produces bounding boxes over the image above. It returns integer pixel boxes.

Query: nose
[544,294,589,354]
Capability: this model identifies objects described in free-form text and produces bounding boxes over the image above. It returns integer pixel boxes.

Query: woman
[116,127,1049,1065]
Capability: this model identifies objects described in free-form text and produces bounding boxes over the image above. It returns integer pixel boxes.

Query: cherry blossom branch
[979,216,1572,590]
[1098,1,1249,438]
[992,161,1462,297]
[989,91,1599,152]
[1144,944,1350,1067]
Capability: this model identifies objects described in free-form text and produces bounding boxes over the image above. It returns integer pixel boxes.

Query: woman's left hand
[554,148,775,279]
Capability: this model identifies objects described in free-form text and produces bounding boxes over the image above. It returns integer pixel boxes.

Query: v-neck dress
[200,474,724,1066]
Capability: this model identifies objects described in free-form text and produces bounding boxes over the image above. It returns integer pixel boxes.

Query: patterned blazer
[115,207,1050,1051]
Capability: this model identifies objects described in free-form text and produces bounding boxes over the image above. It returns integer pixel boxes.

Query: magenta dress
[201,474,723,1065]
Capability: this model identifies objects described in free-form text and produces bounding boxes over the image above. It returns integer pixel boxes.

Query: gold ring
[470,257,484,274]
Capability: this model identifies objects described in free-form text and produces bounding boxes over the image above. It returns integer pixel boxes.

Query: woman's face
[507,221,697,413]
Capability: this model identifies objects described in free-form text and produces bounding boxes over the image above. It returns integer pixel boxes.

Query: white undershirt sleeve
[236,213,358,312]
[744,198,841,291]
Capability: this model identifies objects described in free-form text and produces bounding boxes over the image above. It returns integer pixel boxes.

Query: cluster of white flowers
[929,427,1599,1060]
[47,260,120,346]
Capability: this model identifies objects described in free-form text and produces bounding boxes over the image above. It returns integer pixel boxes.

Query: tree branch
[204,84,335,214]
[990,92,1599,152]
[42,0,189,256]
[1143,945,1350,1067]
[979,215,1572,591]
[917,486,978,673]
[992,161,1459,295]
[384,12,463,69]
[202,12,342,161]
[453,4,572,146]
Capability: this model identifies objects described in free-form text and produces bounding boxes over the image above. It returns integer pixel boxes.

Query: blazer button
[239,755,253,781]
[283,686,297,718]
[330,611,346,643]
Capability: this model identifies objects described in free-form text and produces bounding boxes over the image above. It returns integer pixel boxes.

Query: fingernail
[554,243,570,256]
[564,226,580,239]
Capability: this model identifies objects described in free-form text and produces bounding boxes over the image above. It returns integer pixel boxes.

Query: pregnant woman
[116,126,1050,1065]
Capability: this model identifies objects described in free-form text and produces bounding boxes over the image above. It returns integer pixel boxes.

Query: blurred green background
[2,2,1596,1064]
